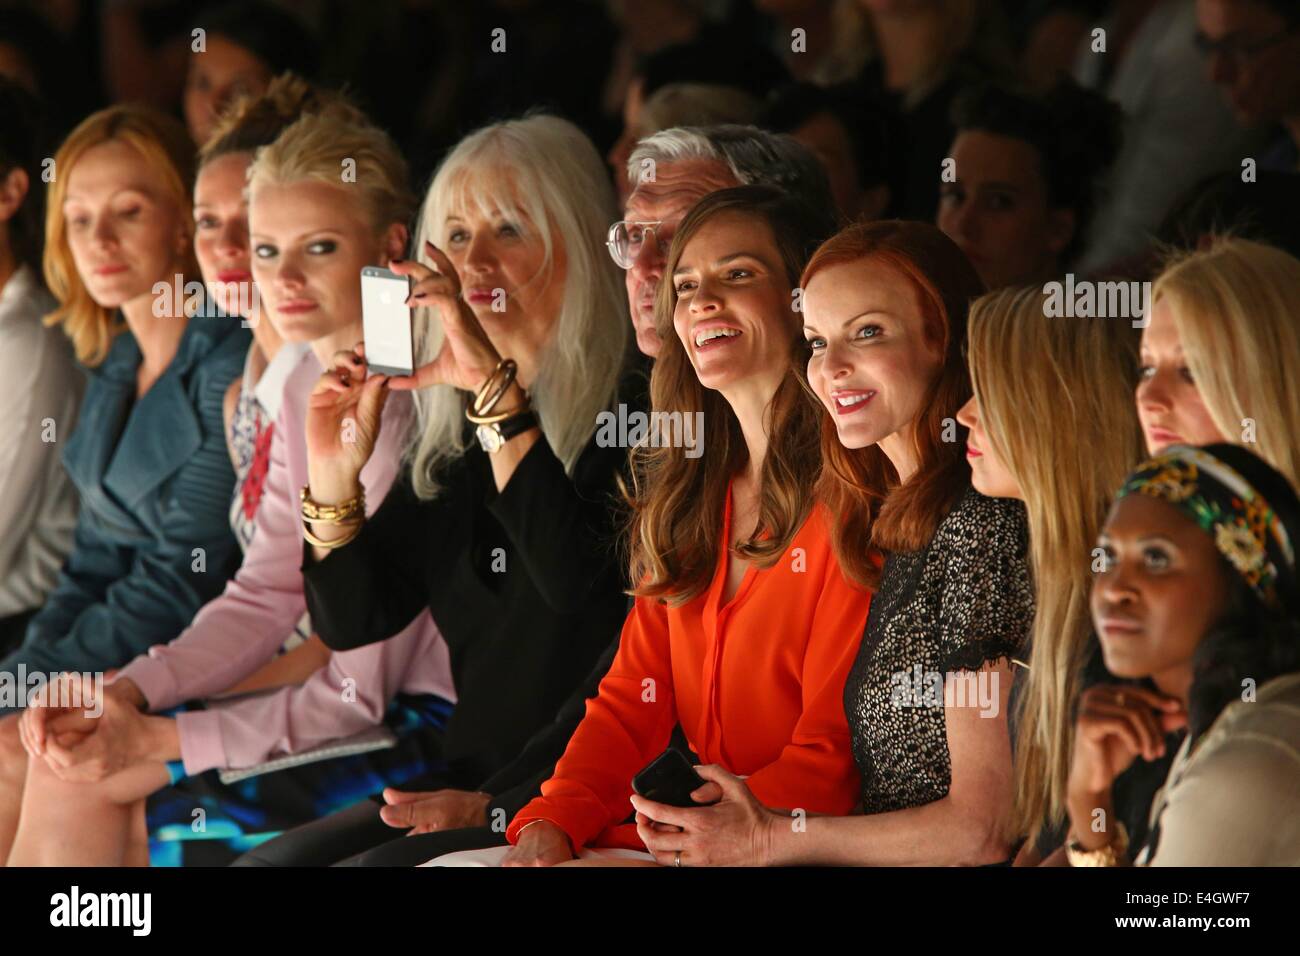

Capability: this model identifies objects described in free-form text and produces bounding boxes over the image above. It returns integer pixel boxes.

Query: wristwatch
[475,410,538,453]
[1066,820,1129,867]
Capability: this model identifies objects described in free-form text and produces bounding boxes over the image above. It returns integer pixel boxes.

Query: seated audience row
[0,41,1297,869]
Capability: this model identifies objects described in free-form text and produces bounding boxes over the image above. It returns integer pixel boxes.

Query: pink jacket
[115,350,455,774]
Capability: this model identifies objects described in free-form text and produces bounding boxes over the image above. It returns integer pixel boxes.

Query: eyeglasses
[1194,28,1296,66]
[607,220,667,269]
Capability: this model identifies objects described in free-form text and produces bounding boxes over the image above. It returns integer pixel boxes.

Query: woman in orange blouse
[427,185,871,867]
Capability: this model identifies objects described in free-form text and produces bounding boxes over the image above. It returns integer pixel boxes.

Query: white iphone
[360,265,414,376]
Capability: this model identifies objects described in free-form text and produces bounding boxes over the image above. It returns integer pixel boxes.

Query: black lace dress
[845,485,1035,815]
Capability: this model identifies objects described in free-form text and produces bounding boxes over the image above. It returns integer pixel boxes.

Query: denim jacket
[0,312,250,699]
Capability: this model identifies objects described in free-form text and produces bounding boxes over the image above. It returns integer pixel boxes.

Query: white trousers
[420,845,657,867]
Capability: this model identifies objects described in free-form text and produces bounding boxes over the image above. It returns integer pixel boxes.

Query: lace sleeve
[937,490,1035,674]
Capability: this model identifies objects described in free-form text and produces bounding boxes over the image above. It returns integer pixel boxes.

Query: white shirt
[0,266,85,616]
[1140,671,1300,866]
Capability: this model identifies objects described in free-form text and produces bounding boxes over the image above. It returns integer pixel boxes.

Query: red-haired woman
[632,221,1034,865]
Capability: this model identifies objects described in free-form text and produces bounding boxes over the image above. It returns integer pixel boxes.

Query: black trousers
[230,798,401,867]
[230,795,508,867]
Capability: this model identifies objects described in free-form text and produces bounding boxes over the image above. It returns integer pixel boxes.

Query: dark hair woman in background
[183,0,321,146]
[936,77,1121,290]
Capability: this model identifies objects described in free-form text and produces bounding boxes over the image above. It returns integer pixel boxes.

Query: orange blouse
[507,489,873,851]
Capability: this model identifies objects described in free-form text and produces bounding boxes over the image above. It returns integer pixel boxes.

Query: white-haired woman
[230,114,643,866]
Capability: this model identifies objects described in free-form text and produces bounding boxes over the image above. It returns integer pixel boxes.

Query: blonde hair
[967,285,1143,844]
[247,107,415,236]
[407,114,628,499]
[43,105,198,366]
[1153,237,1300,488]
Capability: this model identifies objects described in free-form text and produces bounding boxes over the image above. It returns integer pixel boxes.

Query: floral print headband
[1116,445,1297,612]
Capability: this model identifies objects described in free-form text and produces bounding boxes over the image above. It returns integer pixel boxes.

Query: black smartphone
[631,747,714,808]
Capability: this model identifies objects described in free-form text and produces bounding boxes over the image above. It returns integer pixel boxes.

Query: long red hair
[799,220,984,589]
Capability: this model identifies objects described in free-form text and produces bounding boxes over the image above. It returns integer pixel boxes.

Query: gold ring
[1116,691,1126,706]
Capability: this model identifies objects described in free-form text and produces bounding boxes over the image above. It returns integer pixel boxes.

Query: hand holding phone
[385,244,504,394]
[631,747,716,809]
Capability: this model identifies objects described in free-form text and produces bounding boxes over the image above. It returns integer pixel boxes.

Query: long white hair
[407,114,629,498]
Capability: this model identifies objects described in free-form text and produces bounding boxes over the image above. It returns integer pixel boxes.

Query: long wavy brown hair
[627,185,836,606]
[799,220,985,590]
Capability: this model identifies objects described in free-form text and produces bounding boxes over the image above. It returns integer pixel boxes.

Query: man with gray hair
[612,125,835,356]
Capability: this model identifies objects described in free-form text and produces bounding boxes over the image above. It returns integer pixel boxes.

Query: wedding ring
[674,851,682,868]
[1116,691,1126,706]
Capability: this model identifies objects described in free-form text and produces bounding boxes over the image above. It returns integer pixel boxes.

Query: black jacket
[303,373,645,785]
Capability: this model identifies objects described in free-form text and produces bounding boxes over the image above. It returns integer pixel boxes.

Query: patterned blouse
[228,363,271,552]
[227,343,312,650]
[845,485,1034,815]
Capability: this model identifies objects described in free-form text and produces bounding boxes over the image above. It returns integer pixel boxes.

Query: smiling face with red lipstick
[670,210,796,400]
[802,256,945,472]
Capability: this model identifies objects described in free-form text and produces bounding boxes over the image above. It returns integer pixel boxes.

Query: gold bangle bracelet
[465,400,529,426]
[300,485,366,523]
[471,359,518,417]
[471,359,507,409]
[515,819,549,839]
[478,367,517,417]
[302,517,364,549]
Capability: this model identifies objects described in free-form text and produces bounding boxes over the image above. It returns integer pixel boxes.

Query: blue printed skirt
[146,693,453,866]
